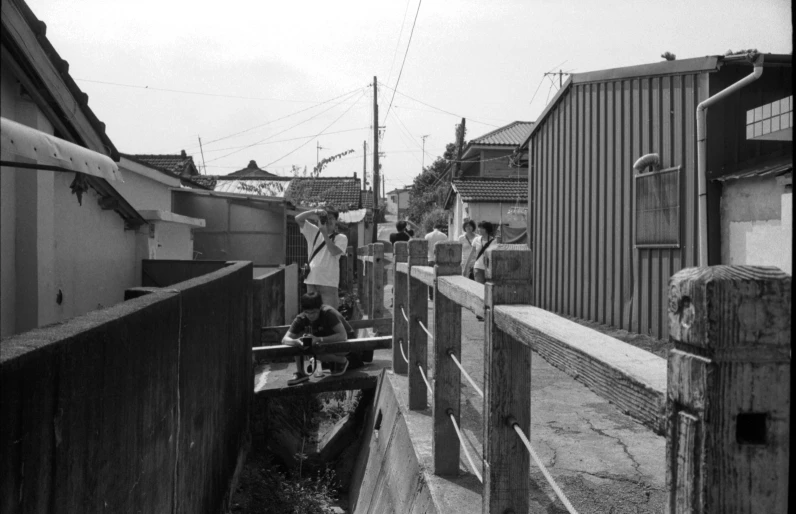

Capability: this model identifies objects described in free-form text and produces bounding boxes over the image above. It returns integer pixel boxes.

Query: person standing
[389,220,411,244]
[457,220,477,279]
[295,207,348,309]
[464,221,495,320]
[425,222,448,300]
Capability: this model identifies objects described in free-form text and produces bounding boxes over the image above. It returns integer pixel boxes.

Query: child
[282,292,360,385]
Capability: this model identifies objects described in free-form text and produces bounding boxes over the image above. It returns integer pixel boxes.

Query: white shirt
[425,229,448,262]
[458,233,477,269]
[301,221,348,288]
[472,235,495,271]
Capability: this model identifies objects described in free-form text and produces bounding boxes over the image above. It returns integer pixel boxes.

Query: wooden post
[667,266,791,513]
[357,246,366,305]
[432,241,463,475]
[482,244,533,514]
[345,246,354,296]
[371,243,384,320]
[392,242,409,375]
[407,239,429,410]
[365,244,373,318]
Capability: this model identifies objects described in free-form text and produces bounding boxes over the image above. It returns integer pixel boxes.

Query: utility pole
[454,118,466,179]
[372,76,379,242]
[420,134,430,171]
[544,70,570,90]
[198,136,207,175]
[316,141,325,167]
[363,140,368,189]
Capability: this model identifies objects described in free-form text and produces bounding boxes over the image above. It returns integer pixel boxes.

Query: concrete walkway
[385,282,667,512]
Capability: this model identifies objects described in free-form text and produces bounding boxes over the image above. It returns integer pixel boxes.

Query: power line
[381,83,499,128]
[205,89,364,163]
[201,126,369,154]
[263,91,366,168]
[383,0,423,124]
[385,0,413,86]
[75,77,336,103]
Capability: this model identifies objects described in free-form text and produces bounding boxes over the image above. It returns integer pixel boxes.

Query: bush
[420,207,449,234]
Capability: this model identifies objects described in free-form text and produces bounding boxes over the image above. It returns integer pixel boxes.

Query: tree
[405,122,465,228]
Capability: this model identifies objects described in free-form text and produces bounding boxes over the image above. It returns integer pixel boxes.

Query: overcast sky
[33,0,792,191]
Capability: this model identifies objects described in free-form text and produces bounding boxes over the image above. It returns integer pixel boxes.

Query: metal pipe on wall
[696,53,764,266]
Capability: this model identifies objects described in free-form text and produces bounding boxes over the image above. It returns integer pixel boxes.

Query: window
[635,166,681,248]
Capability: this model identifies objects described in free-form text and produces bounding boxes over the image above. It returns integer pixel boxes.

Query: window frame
[633,165,683,249]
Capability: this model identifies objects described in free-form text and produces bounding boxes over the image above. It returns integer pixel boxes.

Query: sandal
[330,359,349,377]
[287,373,309,386]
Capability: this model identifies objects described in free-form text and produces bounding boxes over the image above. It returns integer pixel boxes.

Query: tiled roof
[284,177,362,210]
[452,178,528,203]
[189,176,218,189]
[226,160,280,178]
[129,151,198,177]
[213,179,288,196]
[469,121,534,147]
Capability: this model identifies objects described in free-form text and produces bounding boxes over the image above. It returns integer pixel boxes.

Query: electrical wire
[205,89,364,164]
[263,91,366,168]
[202,126,369,154]
[381,83,499,128]
[385,0,413,86]
[383,0,423,124]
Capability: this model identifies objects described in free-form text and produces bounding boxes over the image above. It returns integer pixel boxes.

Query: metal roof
[713,157,792,182]
[450,178,528,203]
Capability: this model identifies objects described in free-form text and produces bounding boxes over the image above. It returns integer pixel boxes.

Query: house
[1,0,148,337]
[517,53,791,340]
[444,121,533,240]
[385,187,410,216]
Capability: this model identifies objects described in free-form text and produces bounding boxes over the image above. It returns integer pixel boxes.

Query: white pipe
[696,54,763,266]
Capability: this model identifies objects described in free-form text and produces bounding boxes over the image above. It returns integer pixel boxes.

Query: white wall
[154,221,194,260]
[721,177,792,274]
[115,159,177,211]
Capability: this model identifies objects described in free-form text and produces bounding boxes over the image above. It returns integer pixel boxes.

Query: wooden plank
[254,361,388,398]
[409,265,435,287]
[482,246,533,514]
[432,242,463,476]
[395,262,409,275]
[391,242,409,374]
[252,336,392,359]
[437,276,484,317]
[371,243,384,320]
[673,411,699,513]
[667,266,791,513]
[406,239,429,410]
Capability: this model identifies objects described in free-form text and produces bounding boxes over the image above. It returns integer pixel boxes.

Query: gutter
[696,53,764,266]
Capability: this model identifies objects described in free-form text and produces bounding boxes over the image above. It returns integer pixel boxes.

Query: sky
[32,0,792,192]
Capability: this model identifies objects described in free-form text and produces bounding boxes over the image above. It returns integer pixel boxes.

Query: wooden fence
[355,240,790,514]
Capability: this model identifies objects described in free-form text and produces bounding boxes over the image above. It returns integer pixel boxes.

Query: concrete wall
[252,268,286,347]
[141,260,227,288]
[721,177,792,273]
[153,221,195,260]
[0,261,252,514]
[114,159,177,211]
[0,59,140,338]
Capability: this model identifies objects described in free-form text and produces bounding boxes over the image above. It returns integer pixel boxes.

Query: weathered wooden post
[407,239,429,410]
[371,243,384,320]
[357,246,366,304]
[345,246,354,296]
[482,245,533,514]
[392,242,409,375]
[432,241,463,475]
[667,266,790,513]
[365,244,374,318]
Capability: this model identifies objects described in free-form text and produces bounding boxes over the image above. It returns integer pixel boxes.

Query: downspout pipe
[696,53,764,266]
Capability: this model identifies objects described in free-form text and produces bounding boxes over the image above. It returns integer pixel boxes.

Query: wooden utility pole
[372,76,380,242]
[454,118,466,178]
[363,140,368,189]
[198,136,207,175]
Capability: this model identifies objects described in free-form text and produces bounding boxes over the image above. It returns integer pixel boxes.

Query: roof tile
[453,178,528,203]
[470,121,534,146]
[285,177,362,210]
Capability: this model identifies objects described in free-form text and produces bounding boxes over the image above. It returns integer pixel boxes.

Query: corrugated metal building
[519,54,791,339]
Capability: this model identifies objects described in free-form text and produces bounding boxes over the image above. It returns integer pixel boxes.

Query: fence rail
[355,241,791,514]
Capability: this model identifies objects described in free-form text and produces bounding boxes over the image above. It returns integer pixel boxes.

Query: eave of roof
[519,54,792,151]
[4,0,119,160]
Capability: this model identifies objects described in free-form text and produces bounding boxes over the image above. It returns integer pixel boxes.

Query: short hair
[300,292,323,311]
[325,208,339,220]
[396,220,407,232]
[434,222,447,229]
[462,220,476,231]
[477,220,494,236]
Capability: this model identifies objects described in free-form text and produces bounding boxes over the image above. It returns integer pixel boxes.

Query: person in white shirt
[295,207,348,309]
[425,223,448,300]
[457,220,477,279]
[464,221,496,320]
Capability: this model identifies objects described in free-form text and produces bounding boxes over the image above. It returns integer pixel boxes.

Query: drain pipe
[696,53,764,266]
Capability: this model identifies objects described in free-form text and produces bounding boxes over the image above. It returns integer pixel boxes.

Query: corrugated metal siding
[529,72,708,339]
